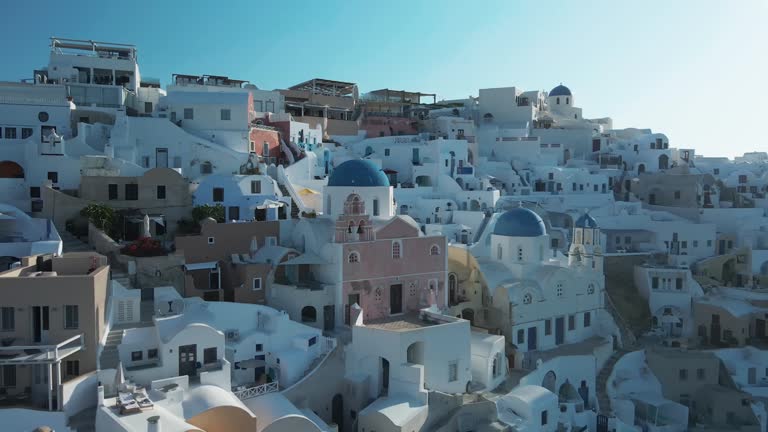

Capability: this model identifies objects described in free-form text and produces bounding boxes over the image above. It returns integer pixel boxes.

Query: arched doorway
[332,394,343,430]
[0,161,24,178]
[638,164,646,174]
[542,370,556,392]
[406,342,424,365]
[301,306,317,323]
[659,154,669,170]
[461,308,475,325]
[380,358,390,396]
[469,200,480,211]
[448,274,457,304]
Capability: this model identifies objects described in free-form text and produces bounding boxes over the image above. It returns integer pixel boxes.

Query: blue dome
[493,208,547,237]
[328,159,390,187]
[549,84,572,97]
[575,213,598,228]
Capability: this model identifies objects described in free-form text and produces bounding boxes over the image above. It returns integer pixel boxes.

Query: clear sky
[1,0,766,158]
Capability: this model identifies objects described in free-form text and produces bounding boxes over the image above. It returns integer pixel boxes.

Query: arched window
[392,241,401,259]
[566,97,570,105]
[301,306,317,323]
[497,244,503,260]
[357,220,366,234]
[523,293,532,304]
[556,97,560,105]
[430,245,440,256]
[348,220,355,233]
[348,251,360,263]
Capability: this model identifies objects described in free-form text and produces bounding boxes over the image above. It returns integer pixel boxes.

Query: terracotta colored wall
[187,406,258,432]
[249,128,280,159]
[233,263,271,304]
[175,221,280,264]
[362,116,418,138]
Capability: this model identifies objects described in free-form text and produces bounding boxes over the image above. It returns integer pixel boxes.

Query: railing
[0,95,71,105]
[233,381,278,401]
[0,333,84,363]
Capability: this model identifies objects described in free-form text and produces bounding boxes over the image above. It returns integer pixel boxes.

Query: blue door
[527,327,537,350]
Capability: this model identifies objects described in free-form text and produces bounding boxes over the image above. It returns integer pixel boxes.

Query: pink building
[325,160,447,324]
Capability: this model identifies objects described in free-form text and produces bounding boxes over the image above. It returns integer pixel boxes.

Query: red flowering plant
[121,236,167,257]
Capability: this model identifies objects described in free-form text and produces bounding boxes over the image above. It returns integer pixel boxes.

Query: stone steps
[595,349,629,416]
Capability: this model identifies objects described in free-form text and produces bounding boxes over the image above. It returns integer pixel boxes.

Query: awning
[249,199,285,210]
[298,188,319,195]
[279,252,329,266]
[184,261,219,271]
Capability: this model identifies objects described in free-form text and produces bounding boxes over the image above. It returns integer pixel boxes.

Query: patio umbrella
[114,361,126,392]
[141,215,151,238]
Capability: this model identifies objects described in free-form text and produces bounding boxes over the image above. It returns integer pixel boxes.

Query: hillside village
[1,37,768,432]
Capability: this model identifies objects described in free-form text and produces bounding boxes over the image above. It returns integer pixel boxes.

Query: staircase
[596,349,629,416]
[278,184,301,219]
[473,212,492,244]
[59,229,93,253]
[604,292,637,348]
[99,328,124,370]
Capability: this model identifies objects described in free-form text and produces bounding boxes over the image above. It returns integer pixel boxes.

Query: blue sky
[1,0,766,158]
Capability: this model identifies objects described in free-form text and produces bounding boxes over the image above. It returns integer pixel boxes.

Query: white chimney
[147,415,160,432]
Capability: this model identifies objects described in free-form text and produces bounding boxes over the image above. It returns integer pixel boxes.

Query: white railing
[233,381,279,401]
[321,336,337,354]
[0,333,84,363]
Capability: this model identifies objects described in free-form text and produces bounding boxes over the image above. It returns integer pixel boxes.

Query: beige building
[646,347,721,407]
[0,252,109,410]
[692,385,761,431]
[175,219,280,302]
[280,78,360,137]
[632,166,718,208]
[36,167,193,236]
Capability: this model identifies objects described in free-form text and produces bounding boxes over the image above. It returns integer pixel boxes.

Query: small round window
[38,111,49,122]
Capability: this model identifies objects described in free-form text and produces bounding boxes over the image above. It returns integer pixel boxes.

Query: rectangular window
[64,305,79,329]
[208,237,215,244]
[568,315,575,330]
[541,410,548,426]
[184,108,194,120]
[142,156,150,168]
[681,241,687,249]
[448,361,458,382]
[228,206,239,221]
[676,278,683,290]
[0,307,14,331]
[697,368,705,380]
[256,344,263,352]
[679,369,688,380]
[21,128,33,139]
[1,365,16,387]
[584,312,591,327]
[212,187,224,202]
[125,184,138,200]
[674,190,681,199]
[157,185,166,199]
[707,240,712,247]
[4,127,17,139]
[624,236,631,244]
[108,184,118,200]
[30,187,41,198]
[251,181,261,194]
[220,109,231,121]
[131,351,143,361]
[308,336,317,347]
[517,329,525,344]
[148,349,158,359]
[252,277,262,291]
[144,102,153,113]
[204,347,217,364]
[652,277,659,289]
[545,319,552,335]
[384,148,390,156]
[47,171,58,183]
[65,360,80,377]
[373,199,380,216]
[693,240,698,247]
